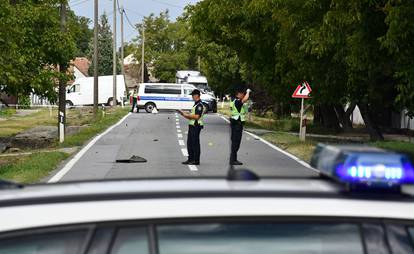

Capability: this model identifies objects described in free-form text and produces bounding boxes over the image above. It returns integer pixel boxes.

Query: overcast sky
[69,0,199,44]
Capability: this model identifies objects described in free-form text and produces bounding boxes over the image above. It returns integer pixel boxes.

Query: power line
[151,0,183,9]
[70,0,91,8]
[123,9,139,31]
[123,8,145,17]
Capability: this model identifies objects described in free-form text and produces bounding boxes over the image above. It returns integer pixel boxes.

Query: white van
[176,70,201,84]
[137,83,217,113]
[66,75,126,106]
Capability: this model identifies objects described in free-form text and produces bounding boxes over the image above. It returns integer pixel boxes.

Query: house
[69,57,90,82]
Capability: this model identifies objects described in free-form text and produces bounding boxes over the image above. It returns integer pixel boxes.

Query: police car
[0,145,414,253]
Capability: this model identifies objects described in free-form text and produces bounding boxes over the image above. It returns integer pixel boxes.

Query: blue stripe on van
[139,96,192,101]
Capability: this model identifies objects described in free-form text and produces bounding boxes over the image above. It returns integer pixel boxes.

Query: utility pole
[58,0,67,143]
[141,26,145,83]
[112,0,117,106]
[93,0,99,114]
[120,7,125,77]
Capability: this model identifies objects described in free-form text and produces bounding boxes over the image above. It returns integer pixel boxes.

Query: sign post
[292,81,312,141]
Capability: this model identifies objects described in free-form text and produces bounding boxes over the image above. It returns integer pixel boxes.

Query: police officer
[177,89,205,165]
[230,87,251,165]
[130,88,138,113]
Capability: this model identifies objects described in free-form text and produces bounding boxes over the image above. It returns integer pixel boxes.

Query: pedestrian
[130,88,138,113]
[177,89,205,165]
[230,87,251,165]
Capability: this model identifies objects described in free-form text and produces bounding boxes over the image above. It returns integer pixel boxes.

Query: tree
[88,13,120,76]
[67,12,93,57]
[0,0,76,102]
[189,0,413,140]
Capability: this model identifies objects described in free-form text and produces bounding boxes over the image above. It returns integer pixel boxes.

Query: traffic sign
[292,81,312,98]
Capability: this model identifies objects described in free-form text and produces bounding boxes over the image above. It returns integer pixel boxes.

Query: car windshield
[0,1,412,187]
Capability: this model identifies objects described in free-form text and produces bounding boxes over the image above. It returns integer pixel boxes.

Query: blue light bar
[310,144,414,188]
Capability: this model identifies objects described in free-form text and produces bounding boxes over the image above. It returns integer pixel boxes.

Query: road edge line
[219,115,319,173]
[48,112,132,183]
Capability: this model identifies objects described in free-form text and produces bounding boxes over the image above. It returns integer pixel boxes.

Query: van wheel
[65,100,74,108]
[145,102,156,113]
[107,98,117,106]
[202,102,209,113]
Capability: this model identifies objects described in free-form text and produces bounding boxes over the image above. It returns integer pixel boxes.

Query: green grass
[0,109,57,137]
[372,141,414,161]
[0,152,69,183]
[261,132,316,162]
[0,108,16,117]
[59,107,129,147]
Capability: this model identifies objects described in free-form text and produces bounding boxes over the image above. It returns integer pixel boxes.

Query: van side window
[75,84,80,92]
[145,85,181,95]
[163,85,181,95]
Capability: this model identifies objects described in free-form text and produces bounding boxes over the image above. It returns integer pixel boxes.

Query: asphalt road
[57,112,318,181]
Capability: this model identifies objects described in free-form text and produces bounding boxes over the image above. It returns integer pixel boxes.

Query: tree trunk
[358,103,384,141]
[314,105,342,132]
[334,103,354,131]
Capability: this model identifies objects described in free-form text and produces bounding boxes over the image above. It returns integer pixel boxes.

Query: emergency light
[310,144,414,188]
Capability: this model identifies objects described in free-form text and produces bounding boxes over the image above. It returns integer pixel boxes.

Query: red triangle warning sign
[292,81,312,98]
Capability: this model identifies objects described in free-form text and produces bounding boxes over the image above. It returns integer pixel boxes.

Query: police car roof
[1,178,414,207]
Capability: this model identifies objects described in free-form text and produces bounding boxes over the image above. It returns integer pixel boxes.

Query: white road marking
[188,165,198,171]
[181,148,188,157]
[176,125,180,129]
[177,133,183,138]
[178,139,185,146]
[177,129,182,133]
[219,115,318,173]
[48,112,132,183]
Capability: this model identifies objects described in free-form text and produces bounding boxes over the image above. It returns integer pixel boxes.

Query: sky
[69,0,199,45]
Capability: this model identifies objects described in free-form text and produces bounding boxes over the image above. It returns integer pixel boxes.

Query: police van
[137,83,217,113]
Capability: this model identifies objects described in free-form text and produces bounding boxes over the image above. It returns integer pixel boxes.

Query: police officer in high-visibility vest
[130,88,138,113]
[177,89,205,165]
[230,87,251,165]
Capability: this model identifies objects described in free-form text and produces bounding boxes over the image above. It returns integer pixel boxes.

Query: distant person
[177,89,205,165]
[230,87,251,165]
[130,88,138,113]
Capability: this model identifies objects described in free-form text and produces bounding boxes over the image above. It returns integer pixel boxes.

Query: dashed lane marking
[181,148,188,157]
[188,165,198,171]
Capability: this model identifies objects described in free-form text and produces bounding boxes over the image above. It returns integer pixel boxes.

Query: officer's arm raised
[241,89,251,103]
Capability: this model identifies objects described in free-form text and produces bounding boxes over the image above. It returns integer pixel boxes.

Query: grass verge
[59,107,129,147]
[0,152,69,183]
[261,132,316,162]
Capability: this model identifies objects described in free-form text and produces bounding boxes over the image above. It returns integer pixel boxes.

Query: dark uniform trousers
[230,119,244,162]
[187,125,202,162]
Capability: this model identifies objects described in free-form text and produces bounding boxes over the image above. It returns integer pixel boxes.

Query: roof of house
[71,57,90,77]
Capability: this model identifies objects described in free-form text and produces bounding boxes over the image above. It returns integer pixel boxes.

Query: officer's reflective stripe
[189,102,204,126]
[230,100,248,122]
